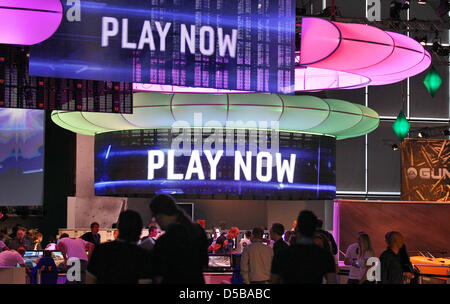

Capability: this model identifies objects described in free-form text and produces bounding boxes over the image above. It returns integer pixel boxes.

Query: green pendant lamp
[423,66,442,98]
[393,110,410,142]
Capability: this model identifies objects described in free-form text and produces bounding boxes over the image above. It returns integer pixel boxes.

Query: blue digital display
[30,0,296,94]
[94,130,336,200]
[0,109,45,206]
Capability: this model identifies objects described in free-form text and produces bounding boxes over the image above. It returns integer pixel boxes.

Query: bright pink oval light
[297,17,431,91]
[299,17,341,65]
[0,0,63,45]
[295,67,370,91]
[301,17,395,70]
[349,31,427,85]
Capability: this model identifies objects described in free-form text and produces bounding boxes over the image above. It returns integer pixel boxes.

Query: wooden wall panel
[338,200,450,257]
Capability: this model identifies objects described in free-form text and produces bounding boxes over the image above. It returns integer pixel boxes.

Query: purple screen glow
[0,109,44,206]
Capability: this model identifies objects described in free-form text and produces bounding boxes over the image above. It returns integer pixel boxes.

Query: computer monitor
[23,251,43,268]
[208,255,232,270]
[50,251,64,267]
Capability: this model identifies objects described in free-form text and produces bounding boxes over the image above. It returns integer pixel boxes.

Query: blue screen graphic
[30,0,296,94]
[94,130,336,200]
[0,109,44,206]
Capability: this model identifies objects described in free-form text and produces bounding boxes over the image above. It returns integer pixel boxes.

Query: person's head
[16,228,25,240]
[90,222,100,234]
[149,194,179,230]
[385,231,404,253]
[358,233,373,255]
[16,247,25,257]
[212,227,220,238]
[43,250,52,258]
[117,210,143,243]
[250,227,264,242]
[357,230,365,239]
[113,229,119,240]
[295,210,318,239]
[312,233,325,248]
[60,233,69,239]
[148,225,158,238]
[35,232,43,242]
[245,231,251,239]
[27,229,35,238]
[227,227,240,239]
[316,218,324,230]
[270,223,285,241]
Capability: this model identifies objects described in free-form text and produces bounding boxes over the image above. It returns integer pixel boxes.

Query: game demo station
[0,0,449,284]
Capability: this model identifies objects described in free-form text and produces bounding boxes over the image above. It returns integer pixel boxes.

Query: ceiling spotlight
[392,144,399,151]
[418,130,429,138]
[414,35,427,46]
[418,0,427,4]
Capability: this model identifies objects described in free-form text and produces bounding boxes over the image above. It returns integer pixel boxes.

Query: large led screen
[30,0,296,94]
[0,109,44,206]
[95,129,336,200]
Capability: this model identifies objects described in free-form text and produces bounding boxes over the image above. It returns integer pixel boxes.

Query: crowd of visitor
[0,194,419,284]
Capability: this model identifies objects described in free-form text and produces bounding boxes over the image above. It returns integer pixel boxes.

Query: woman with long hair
[357,233,375,284]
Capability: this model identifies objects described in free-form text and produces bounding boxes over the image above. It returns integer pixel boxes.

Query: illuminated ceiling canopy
[134,17,431,93]
[298,17,431,90]
[52,92,379,140]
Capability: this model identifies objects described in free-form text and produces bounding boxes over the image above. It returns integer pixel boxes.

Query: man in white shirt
[57,233,94,283]
[241,227,274,284]
[344,231,365,284]
[239,231,252,254]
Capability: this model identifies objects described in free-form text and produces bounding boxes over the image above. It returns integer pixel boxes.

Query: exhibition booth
[0,0,448,285]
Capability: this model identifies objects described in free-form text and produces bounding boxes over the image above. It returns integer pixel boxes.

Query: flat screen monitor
[51,251,64,267]
[208,255,232,269]
[24,251,43,267]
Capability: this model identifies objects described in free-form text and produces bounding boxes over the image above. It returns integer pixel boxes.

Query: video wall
[0,109,45,206]
[94,129,336,200]
[30,0,296,94]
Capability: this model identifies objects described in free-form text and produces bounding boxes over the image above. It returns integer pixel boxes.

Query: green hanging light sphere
[423,66,442,98]
[393,110,410,142]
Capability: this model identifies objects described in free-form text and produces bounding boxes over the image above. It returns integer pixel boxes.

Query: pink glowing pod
[0,0,63,45]
[300,17,395,71]
[299,17,431,90]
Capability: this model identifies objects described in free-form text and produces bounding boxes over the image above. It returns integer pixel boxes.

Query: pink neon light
[295,67,370,91]
[298,17,431,91]
[0,0,62,45]
[302,18,396,71]
[299,17,341,65]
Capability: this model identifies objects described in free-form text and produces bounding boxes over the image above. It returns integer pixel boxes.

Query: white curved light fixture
[51,92,379,140]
